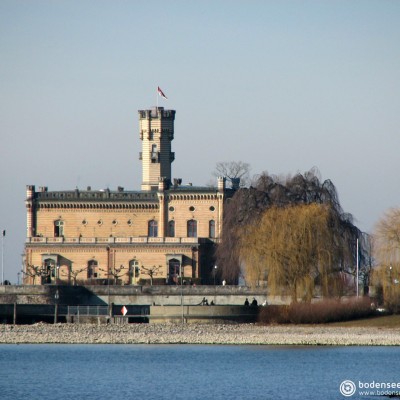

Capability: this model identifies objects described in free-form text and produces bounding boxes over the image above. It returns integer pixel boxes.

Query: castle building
[24,107,232,285]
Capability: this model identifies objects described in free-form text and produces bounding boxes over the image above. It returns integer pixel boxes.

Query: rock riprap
[1,323,400,346]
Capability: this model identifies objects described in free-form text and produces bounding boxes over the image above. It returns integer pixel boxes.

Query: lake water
[0,344,399,400]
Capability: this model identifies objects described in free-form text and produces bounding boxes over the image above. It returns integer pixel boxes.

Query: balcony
[26,236,202,245]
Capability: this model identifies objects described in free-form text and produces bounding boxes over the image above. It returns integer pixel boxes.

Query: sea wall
[0,285,278,306]
[0,304,259,325]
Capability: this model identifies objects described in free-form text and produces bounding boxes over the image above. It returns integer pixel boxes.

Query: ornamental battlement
[30,188,159,202]
[138,107,176,120]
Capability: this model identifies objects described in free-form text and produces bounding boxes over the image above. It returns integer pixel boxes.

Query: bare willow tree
[212,161,251,188]
[372,207,400,312]
[216,168,364,292]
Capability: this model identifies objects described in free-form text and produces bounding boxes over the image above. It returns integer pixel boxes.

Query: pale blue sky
[1,1,399,282]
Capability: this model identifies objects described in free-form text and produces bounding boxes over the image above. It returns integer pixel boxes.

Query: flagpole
[156,87,158,109]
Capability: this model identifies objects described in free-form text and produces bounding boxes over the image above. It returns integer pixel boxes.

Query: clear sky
[1,0,399,282]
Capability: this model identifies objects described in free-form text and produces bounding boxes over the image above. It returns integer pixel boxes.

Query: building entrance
[168,259,180,285]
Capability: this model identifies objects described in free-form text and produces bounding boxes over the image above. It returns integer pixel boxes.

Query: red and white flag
[157,86,168,99]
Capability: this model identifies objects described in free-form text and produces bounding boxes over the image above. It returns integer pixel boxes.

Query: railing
[26,236,203,244]
[65,305,109,316]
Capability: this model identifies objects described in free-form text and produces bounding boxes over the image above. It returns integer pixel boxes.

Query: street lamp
[180,262,184,324]
[54,289,59,324]
[214,265,218,303]
[356,238,359,297]
[1,229,5,285]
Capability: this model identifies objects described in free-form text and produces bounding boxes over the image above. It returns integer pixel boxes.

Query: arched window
[129,260,140,285]
[148,220,158,237]
[168,220,175,237]
[87,260,98,279]
[54,220,64,237]
[187,219,197,238]
[209,220,216,238]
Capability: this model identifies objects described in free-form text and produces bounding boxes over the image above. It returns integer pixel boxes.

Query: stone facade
[24,107,233,285]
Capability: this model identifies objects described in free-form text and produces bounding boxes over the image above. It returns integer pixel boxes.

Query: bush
[258,305,290,324]
[258,298,374,324]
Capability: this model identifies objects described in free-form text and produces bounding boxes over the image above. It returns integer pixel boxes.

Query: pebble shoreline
[1,323,400,346]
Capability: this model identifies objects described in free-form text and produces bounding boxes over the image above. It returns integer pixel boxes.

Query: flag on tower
[157,86,168,99]
[2,230,5,237]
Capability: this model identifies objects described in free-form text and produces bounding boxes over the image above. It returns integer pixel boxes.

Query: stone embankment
[1,323,400,346]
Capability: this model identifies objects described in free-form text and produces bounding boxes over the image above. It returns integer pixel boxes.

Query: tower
[138,107,176,191]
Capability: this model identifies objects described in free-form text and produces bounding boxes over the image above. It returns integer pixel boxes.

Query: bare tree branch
[61,266,88,285]
[99,264,128,285]
[212,161,251,188]
[141,265,162,286]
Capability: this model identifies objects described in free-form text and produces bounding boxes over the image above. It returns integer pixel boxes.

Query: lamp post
[180,262,184,324]
[106,246,111,318]
[356,238,360,297]
[54,289,59,324]
[1,230,5,285]
[214,265,218,303]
